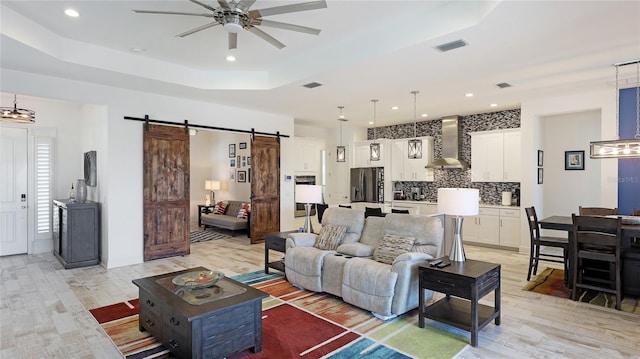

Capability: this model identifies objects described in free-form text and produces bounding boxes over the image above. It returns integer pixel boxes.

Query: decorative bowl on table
[172,270,225,289]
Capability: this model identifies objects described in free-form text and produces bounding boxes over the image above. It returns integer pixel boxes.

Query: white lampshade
[295,185,323,204]
[437,188,479,216]
[205,180,221,191]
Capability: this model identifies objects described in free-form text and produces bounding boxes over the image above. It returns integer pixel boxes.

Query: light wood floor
[1,232,639,358]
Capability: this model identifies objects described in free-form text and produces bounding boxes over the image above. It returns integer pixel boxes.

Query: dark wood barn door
[250,136,280,243]
[143,125,190,261]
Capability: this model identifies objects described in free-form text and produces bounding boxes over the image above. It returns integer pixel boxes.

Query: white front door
[0,127,29,255]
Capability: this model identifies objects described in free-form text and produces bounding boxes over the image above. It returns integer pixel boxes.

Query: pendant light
[407,90,422,159]
[370,99,380,161]
[337,106,347,163]
[1,94,35,124]
[590,59,640,158]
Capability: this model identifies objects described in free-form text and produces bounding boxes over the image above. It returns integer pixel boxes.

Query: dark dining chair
[316,203,329,224]
[571,214,623,310]
[578,206,618,216]
[525,207,569,281]
[633,208,640,216]
[391,209,410,214]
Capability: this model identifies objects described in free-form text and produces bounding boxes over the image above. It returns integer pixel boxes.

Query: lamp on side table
[437,188,479,262]
[295,185,323,233]
[205,180,221,205]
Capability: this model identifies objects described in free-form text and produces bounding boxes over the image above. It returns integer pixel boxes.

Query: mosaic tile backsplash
[368,109,521,205]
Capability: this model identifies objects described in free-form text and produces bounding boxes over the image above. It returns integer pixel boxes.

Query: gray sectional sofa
[285,207,444,319]
[200,200,250,236]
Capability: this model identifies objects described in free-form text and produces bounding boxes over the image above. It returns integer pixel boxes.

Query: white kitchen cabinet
[390,137,434,181]
[462,208,500,245]
[470,129,521,182]
[498,208,520,247]
[293,137,324,174]
[353,139,390,168]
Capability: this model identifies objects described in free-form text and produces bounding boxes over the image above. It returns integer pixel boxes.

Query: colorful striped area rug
[90,271,469,359]
[522,267,640,314]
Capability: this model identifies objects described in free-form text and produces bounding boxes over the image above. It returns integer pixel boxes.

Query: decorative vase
[76,179,87,203]
[68,183,76,201]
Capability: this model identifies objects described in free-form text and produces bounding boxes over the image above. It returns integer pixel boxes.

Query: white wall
[2,69,295,268]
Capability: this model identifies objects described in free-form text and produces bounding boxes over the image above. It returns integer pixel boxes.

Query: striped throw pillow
[214,201,227,215]
[237,203,251,219]
[314,224,348,250]
[373,234,416,265]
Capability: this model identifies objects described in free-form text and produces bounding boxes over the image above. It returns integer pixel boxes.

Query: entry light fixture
[1,94,35,124]
[337,106,347,163]
[408,90,422,159]
[370,99,380,161]
[590,59,640,159]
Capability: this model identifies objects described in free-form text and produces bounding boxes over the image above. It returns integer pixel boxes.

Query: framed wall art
[230,158,235,167]
[537,168,543,184]
[229,144,236,158]
[565,150,585,170]
[537,150,543,167]
[239,142,247,149]
[237,170,246,183]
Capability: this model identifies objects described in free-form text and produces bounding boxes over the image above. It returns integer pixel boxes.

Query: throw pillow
[373,234,416,265]
[237,203,251,219]
[314,224,348,250]
[214,201,227,215]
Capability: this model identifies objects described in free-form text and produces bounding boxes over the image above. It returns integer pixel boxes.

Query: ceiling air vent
[303,82,323,89]
[496,82,512,88]
[434,39,468,52]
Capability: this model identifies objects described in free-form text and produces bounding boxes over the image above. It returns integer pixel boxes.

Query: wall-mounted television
[84,151,97,187]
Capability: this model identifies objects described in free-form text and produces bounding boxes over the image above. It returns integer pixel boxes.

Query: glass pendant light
[590,59,640,159]
[337,106,347,162]
[407,90,423,159]
[370,99,380,161]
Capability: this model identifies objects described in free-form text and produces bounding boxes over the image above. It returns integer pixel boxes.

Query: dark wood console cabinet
[52,199,100,269]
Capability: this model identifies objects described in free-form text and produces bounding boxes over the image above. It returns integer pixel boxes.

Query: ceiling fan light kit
[134,0,327,50]
[590,59,640,159]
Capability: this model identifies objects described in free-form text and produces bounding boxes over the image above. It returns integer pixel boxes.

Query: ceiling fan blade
[247,26,285,49]
[217,0,232,10]
[228,33,238,49]
[236,0,256,12]
[249,0,327,18]
[176,22,220,37]
[255,19,321,35]
[189,0,218,12]
[133,10,213,17]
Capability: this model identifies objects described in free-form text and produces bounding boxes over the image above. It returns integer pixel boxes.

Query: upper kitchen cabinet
[470,129,521,182]
[293,137,324,174]
[391,137,435,181]
[353,139,390,168]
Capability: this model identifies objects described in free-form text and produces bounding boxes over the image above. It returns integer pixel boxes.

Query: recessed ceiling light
[131,47,145,53]
[465,93,474,97]
[226,55,236,62]
[391,106,398,110]
[368,121,374,125]
[490,103,498,107]
[421,113,428,117]
[65,9,79,17]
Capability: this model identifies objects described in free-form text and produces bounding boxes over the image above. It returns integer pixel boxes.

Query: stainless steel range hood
[426,115,470,169]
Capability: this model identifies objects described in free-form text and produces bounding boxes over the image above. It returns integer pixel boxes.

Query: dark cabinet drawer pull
[170,317,181,326]
[145,299,155,307]
[168,339,179,349]
[145,318,155,327]
[436,280,455,287]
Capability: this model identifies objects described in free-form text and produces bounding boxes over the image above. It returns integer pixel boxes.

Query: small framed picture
[230,158,235,167]
[229,144,236,158]
[247,156,251,166]
[237,155,241,167]
[537,150,544,167]
[537,168,544,184]
[248,168,251,183]
[237,170,246,183]
[229,169,235,181]
[239,142,247,150]
[565,150,585,170]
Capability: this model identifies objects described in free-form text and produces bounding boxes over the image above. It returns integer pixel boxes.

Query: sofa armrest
[336,242,375,257]
[389,252,435,315]
[392,252,434,265]
[286,233,318,249]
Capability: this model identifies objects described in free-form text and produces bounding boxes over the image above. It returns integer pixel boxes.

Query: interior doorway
[0,127,29,256]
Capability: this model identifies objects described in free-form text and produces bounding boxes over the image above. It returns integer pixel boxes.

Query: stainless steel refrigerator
[350,167,384,202]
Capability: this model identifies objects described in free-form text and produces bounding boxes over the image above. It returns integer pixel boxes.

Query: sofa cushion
[237,202,251,219]
[359,216,386,248]
[321,208,365,244]
[373,234,416,265]
[225,201,244,217]
[337,242,375,257]
[214,201,227,215]
[342,258,399,316]
[314,224,347,250]
[383,214,443,257]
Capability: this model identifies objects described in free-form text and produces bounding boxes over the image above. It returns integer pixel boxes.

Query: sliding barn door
[143,125,190,261]
[250,136,280,243]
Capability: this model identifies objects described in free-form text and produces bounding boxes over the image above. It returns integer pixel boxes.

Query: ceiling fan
[133,0,327,50]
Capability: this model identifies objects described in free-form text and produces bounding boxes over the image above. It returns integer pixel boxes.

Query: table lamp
[295,184,323,233]
[438,188,480,262]
[205,180,221,204]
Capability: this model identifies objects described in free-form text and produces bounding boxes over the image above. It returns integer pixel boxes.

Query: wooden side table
[264,231,296,274]
[418,258,501,347]
[197,204,215,228]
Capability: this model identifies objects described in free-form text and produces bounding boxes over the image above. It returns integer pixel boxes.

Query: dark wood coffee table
[418,258,501,347]
[133,267,268,358]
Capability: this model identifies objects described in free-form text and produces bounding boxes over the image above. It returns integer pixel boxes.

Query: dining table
[538,215,640,293]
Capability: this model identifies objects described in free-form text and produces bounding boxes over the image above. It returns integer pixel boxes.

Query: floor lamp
[295,184,323,233]
[437,188,479,262]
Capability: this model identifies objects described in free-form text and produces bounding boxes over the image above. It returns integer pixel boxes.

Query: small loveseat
[200,200,250,236]
[285,207,444,319]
